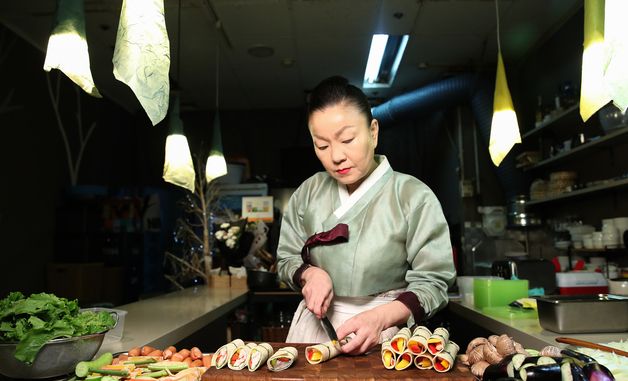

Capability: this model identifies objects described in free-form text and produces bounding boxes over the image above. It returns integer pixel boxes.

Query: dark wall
[0,23,485,299]
[0,24,161,298]
[513,7,583,132]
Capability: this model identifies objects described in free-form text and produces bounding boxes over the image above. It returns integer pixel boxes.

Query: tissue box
[556,272,608,295]
[473,279,529,308]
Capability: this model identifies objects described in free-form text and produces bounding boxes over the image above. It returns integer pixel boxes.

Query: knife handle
[555,337,628,357]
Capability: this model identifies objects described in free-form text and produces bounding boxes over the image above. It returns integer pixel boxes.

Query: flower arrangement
[212,218,255,271]
[214,222,242,250]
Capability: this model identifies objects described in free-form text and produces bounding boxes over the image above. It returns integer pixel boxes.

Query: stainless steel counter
[448,299,626,349]
[98,286,248,355]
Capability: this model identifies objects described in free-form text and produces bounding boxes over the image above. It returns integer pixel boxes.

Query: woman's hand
[336,301,412,355]
[335,308,386,355]
[300,266,333,319]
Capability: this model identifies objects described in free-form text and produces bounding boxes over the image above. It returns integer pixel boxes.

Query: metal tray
[536,294,628,333]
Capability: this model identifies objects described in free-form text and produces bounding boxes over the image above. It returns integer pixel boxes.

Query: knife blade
[320,315,338,342]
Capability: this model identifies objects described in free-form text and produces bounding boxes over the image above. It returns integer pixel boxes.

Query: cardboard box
[209,274,231,289]
[208,274,248,290]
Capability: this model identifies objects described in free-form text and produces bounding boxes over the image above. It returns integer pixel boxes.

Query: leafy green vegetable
[0,292,116,364]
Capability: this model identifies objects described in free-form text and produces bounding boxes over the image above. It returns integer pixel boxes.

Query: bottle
[462,222,485,275]
[535,95,543,124]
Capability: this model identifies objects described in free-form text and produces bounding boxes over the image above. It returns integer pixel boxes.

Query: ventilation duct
[371,74,526,200]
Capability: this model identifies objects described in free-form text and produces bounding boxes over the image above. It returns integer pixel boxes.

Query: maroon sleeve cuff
[292,263,312,289]
[395,291,425,323]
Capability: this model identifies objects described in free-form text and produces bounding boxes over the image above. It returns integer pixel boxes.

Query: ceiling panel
[0,0,583,113]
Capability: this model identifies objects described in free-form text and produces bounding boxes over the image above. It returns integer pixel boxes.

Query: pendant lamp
[488,0,521,167]
[205,45,228,182]
[163,95,195,192]
[162,0,195,192]
[43,0,101,97]
[580,0,611,121]
[113,0,170,126]
[602,0,628,113]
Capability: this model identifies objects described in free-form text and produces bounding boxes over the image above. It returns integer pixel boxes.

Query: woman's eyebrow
[312,125,355,141]
[334,125,355,138]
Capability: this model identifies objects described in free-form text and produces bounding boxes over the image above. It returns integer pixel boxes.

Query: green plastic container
[473,279,529,309]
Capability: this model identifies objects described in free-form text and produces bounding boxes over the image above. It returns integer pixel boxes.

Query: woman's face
[309,101,379,194]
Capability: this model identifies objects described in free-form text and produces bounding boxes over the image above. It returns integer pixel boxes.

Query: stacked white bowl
[566,224,595,249]
[612,217,628,246]
[601,218,620,248]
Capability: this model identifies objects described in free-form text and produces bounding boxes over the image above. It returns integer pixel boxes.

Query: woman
[276,76,455,355]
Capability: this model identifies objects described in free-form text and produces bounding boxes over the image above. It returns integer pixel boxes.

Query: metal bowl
[0,332,106,379]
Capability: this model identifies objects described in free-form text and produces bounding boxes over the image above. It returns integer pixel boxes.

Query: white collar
[334,156,390,219]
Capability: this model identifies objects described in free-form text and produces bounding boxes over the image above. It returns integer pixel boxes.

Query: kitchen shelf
[523,125,628,171]
[571,247,625,254]
[527,177,628,206]
[522,104,580,140]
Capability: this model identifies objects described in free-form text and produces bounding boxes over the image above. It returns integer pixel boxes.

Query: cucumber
[138,370,168,378]
[75,353,114,377]
[147,361,188,372]
[123,357,157,365]
[85,377,102,381]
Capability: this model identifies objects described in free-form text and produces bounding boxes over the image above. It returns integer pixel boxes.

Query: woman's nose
[330,144,346,164]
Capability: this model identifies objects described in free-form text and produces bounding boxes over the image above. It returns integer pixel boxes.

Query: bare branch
[165,252,208,280]
[164,274,185,290]
[46,73,76,185]
[74,121,97,183]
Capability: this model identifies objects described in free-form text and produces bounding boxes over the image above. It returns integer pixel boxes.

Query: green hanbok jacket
[277,156,456,322]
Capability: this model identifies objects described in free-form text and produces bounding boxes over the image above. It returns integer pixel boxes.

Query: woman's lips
[337,168,350,175]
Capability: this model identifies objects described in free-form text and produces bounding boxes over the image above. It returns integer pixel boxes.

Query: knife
[320,315,339,342]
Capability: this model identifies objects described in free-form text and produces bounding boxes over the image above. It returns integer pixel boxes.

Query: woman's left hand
[335,308,386,355]
[335,300,412,355]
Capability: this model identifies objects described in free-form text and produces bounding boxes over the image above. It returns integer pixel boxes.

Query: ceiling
[0,0,581,116]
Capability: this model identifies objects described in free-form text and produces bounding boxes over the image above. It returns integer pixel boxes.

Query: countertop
[98,286,248,355]
[448,299,626,349]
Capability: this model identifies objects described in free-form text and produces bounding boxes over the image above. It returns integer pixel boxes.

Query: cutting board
[201,343,474,381]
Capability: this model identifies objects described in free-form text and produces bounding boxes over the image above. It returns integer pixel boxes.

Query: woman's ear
[370,119,379,148]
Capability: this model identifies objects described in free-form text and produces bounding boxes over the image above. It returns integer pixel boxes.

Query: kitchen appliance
[246,269,278,290]
[507,195,541,227]
[536,294,628,333]
[556,272,609,295]
[478,206,507,237]
[492,259,557,294]
[473,278,529,309]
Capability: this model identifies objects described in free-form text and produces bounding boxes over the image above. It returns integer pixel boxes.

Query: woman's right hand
[300,266,333,319]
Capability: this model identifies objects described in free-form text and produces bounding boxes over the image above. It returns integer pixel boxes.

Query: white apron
[285,289,403,343]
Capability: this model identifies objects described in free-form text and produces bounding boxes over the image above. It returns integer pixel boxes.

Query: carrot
[128,347,141,357]
[190,359,203,367]
[202,354,212,368]
[177,349,191,359]
[190,347,202,360]
[171,353,184,362]
[141,346,157,356]
[147,349,163,357]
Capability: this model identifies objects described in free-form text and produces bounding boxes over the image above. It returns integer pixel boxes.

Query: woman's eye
[317,145,328,150]
[342,138,354,144]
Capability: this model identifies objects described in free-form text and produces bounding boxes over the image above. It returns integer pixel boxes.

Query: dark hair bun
[307,75,373,124]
